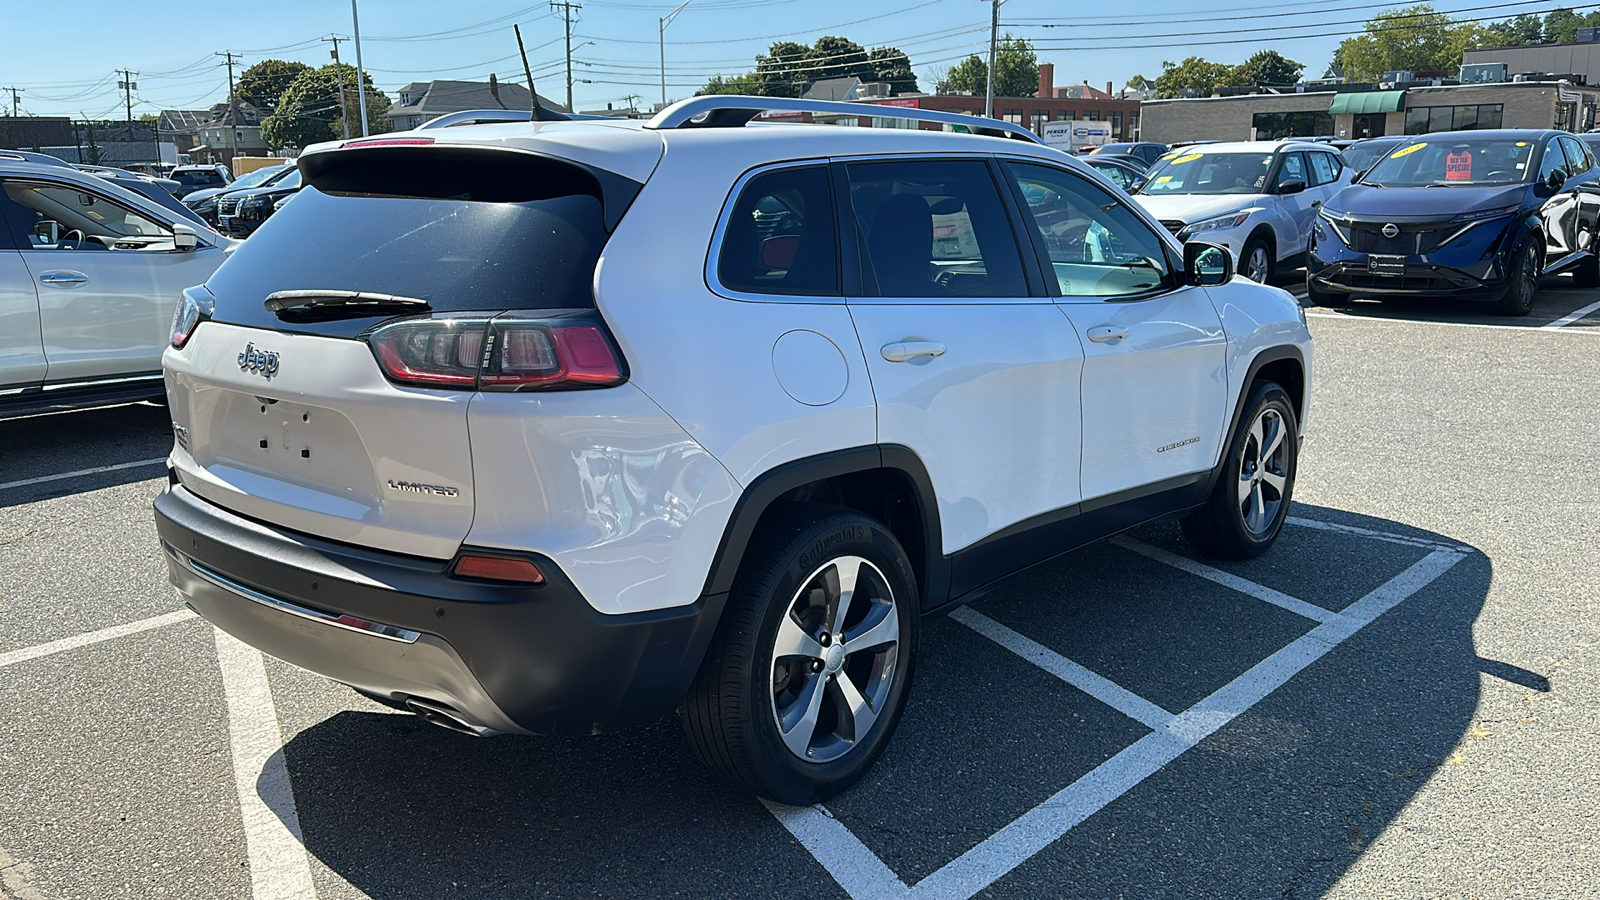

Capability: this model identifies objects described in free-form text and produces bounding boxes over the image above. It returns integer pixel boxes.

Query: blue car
[1308,129,1600,316]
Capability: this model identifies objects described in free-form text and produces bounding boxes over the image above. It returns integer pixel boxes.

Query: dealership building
[1139,79,1600,144]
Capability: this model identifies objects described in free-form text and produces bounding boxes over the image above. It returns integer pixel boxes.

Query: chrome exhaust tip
[403,697,500,738]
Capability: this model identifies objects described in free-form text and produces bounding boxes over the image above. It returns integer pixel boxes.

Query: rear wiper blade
[264,289,431,321]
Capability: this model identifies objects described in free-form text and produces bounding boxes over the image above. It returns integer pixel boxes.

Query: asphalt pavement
[1,283,1596,899]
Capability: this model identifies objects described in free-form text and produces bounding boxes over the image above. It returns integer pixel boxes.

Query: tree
[867,46,918,95]
[1231,50,1304,86]
[699,36,920,98]
[261,64,390,150]
[236,60,313,117]
[1542,7,1584,44]
[942,34,1038,97]
[809,35,874,83]
[699,72,761,95]
[1485,14,1543,45]
[752,41,814,97]
[1153,57,1237,98]
[1335,5,1471,81]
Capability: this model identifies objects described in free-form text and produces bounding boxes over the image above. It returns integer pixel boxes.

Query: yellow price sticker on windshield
[1169,153,1204,164]
[1516,141,1528,146]
[1390,143,1426,159]
[1154,175,1173,183]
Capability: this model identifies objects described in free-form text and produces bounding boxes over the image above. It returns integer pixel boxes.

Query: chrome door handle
[39,271,88,285]
[880,341,946,363]
[1086,325,1130,343]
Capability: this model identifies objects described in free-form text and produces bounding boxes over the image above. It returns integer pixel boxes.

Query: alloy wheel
[1237,407,1289,536]
[1244,246,1270,283]
[769,555,900,764]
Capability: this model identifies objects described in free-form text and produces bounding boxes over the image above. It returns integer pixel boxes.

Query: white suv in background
[1132,141,1352,283]
[155,98,1312,804]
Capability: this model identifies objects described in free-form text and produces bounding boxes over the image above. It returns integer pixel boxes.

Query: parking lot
[3,284,1597,900]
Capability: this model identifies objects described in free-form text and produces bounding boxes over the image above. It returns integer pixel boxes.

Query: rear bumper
[153,481,726,735]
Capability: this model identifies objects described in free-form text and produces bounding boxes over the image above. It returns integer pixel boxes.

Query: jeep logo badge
[1381,223,1400,239]
[238,342,279,379]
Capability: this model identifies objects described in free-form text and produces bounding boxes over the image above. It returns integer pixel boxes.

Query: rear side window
[206,153,614,337]
[717,165,840,296]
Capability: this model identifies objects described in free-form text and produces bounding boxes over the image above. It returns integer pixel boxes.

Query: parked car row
[1062,130,1600,317]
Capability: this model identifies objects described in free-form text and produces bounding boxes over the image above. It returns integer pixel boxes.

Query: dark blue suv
[1308,129,1600,316]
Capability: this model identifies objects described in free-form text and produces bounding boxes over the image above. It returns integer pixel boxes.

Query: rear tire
[1493,240,1540,317]
[1181,381,1298,560]
[682,505,918,805]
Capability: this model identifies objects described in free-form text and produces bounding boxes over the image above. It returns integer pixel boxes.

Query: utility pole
[117,70,137,136]
[551,0,582,111]
[659,0,693,111]
[216,51,241,164]
[2,87,20,117]
[323,35,350,139]
[351,1,370,136]
[984,0,1000,118]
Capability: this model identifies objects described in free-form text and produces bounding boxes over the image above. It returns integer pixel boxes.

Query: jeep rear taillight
[364,312,626,391]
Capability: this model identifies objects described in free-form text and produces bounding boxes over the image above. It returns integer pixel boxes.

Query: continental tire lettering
[799,526,864,571]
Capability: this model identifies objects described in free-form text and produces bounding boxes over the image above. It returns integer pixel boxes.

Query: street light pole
[984,0,1000,118]
[660,0,694,110]
[351,0,370,136]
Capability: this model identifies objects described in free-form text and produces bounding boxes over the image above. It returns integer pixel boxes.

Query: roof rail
[419,109,543,129]
[643,95,1043,144]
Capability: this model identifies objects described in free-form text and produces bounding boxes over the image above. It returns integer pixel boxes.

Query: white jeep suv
[155,98,1311,804]
[1133,141,1352,283]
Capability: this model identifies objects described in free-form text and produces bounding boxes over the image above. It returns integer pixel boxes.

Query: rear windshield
[205,186,608,337]
[173,170,224,186]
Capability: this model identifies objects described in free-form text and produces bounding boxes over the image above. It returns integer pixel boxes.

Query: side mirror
[1129,176,1148,193]
[1185,241,1233,287]
[1277,179,1307,195]
[171,222,199,252]
[1548,170,1566,191]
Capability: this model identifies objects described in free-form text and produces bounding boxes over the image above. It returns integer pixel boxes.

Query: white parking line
[1286,515,1470,552]
[214,629,317,900]
[0,609,196,668]
[770,545,1468,900]
[949,607,1174,729]
[1542,297,1600,328]
[1304,311,1600,334]
[0,457,166,492]
[1110,536,1336,623]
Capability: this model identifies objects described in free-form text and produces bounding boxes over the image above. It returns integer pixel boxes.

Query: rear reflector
[452,554,545,584]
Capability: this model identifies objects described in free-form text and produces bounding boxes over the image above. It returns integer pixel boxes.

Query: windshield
[1140,151,1275,195]
[229,166,287,190]
[1362,138,1535,187]
[1341,140,1403,174]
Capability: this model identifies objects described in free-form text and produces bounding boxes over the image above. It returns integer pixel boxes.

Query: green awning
[1328,90,1406,116]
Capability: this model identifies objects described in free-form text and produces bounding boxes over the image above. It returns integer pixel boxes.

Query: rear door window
[843,158,1027,298]
[1309,152,1340,186]
[716,165,839,296]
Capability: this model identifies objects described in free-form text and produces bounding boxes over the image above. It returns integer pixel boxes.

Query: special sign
[1445,150,1473,181]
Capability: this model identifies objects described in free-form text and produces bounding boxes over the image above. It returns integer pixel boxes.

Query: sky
[0,0,1575,119]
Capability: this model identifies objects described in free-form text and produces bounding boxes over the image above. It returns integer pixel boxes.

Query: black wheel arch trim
[1206,345,1305,495]
[699,444,948,609]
